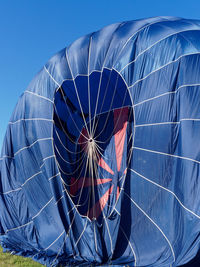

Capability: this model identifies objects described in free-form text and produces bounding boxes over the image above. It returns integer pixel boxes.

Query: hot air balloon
[1,16,200,266]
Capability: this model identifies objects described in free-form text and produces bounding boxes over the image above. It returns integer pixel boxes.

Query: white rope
[134,83,200,107]
[45,230,65,251]
[88,37,92,135]
[91,23,123,136]
[43,67,90,143]
[54,144,85,165]
[54,127,84,154]
[124,191,176,262]
[1,137,53,160]
[120,28,200,73]
[1,156,55,195]
[129,168,200,219]
[93,71,120,139]
[119,225,137,266]
[53,104,83,145]
[92,154,114,254]
[128,52,200,89]
[25,91,53,103]
[48,172,60,181]
[32,197,54,219]
[9,118,53,124]
[133,146,200,165]
[112,17,181,69]
[135,118,200,128]
[57,86,89,140]
[65,49,90,137]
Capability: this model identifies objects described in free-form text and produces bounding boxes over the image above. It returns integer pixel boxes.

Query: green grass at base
[0,246,43,266]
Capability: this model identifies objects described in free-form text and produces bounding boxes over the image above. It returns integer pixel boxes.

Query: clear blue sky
[0,0,200,148]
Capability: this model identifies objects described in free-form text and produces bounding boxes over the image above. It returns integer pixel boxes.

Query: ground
[0,246,42,266]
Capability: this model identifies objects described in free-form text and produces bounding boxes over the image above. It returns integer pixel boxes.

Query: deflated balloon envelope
[1,16,200,266]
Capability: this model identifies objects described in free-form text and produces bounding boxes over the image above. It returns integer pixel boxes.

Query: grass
[0,246,43,266]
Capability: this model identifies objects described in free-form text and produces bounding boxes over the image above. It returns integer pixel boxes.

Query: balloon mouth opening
[52,68,134,223]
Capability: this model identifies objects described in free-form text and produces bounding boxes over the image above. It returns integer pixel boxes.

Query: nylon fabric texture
[1,16,200,266]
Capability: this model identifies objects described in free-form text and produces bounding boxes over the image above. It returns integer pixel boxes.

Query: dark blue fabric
[1,16,200,266]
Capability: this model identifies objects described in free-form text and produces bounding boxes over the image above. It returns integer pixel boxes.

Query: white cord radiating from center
[87,137,97,219]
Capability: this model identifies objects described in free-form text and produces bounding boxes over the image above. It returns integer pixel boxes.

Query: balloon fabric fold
[1,16,200,266]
